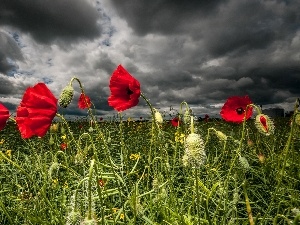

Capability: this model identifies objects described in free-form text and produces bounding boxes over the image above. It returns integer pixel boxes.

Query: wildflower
[16,83,58,138]
[258,153,265,163]
[0,139,4,144]
[98,179,105,187]
[61,134,67,140]
[0,103,9,131]
[255,114,274,136]
[175,131,185,143]
[108,64,141,112]
[120,213,125,220]
[78,93,92,109]
[112,208,118,213]
[50,123,59,133]
[129,153,140,160]
[58,84,74,108]
[99,117,103,121]
[183,133,206,167]
[171,117,180,127]
[60,143,67,150]
[52,178,58,185]
[154,108,163,124]
[220,95,253,123]
[5,150,12,158]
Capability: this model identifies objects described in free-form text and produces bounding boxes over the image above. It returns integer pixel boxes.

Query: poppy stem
[140,92,158,164]
[249,104,262,114]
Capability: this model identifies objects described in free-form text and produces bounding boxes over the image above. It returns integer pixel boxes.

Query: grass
[0,108,300,225]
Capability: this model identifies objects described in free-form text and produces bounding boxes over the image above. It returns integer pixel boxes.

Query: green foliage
[0,115,299,225]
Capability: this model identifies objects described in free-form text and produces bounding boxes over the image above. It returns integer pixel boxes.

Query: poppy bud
[239,156,250,171]
[215,130,227,141]
[255,114,274,136]
[183,109,190,124]
[58,85,74,108]
[294,113,300,126]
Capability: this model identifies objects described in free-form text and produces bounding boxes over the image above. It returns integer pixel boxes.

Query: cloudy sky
[0,0,300,120]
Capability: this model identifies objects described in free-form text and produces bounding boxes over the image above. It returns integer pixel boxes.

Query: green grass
[0,114,299,225]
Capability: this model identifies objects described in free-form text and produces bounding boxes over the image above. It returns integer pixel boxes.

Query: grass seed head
[183,133,206,167]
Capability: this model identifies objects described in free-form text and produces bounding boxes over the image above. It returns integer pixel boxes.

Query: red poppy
[99,117,103,121]
[259,115,268,132]
[60,143,67,150]
[108,65,141,112]
[0,103,9,131]
[171,117,180,127]
[16,83,58,138]
[204,114,209,122]
[78,93,91,109]
[98,179,105,187]
[220,95,253,123]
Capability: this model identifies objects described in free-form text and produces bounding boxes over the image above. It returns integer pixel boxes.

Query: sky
[0,0,300,120]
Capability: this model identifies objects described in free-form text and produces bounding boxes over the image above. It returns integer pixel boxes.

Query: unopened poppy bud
[215,130,227,141]
[255,114,274,136]
[239,156,250,170]
[294,113,300,126]
[58,85,74,108]
[183,109,190,124]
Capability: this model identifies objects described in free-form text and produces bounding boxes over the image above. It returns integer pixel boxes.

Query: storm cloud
[0,0,299,118]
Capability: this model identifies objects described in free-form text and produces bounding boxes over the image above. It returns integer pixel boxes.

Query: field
[0,111,299,225]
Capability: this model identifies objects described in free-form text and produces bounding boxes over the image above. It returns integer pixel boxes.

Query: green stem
[0,198,13,224]
[88,159,95,220]
[195,168,202,225]
[261,112,297,224]
[242,181,254,225]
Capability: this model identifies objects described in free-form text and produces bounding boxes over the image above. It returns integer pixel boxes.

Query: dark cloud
[109,0,225,36]
[110,0,300,56]
[0,0,102,44]
[0,31,23,74]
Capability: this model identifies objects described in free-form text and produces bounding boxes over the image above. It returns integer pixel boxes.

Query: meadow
[0,111,299,225]
[0,66,299,225]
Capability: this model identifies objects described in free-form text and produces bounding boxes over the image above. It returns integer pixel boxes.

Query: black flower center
[127,87,133,95]
[236,107,245,115]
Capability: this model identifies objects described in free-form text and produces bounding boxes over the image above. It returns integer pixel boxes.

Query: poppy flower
[98,179,105,187]
[78,93,91,109]
[0,103,9,131]
[255,114,274,136]
[16,83,58,138]
[108,65,141,112]
[60,143,67,150]
[171,117,180,127]
[220,95,253,123]
[204,114,209,122]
